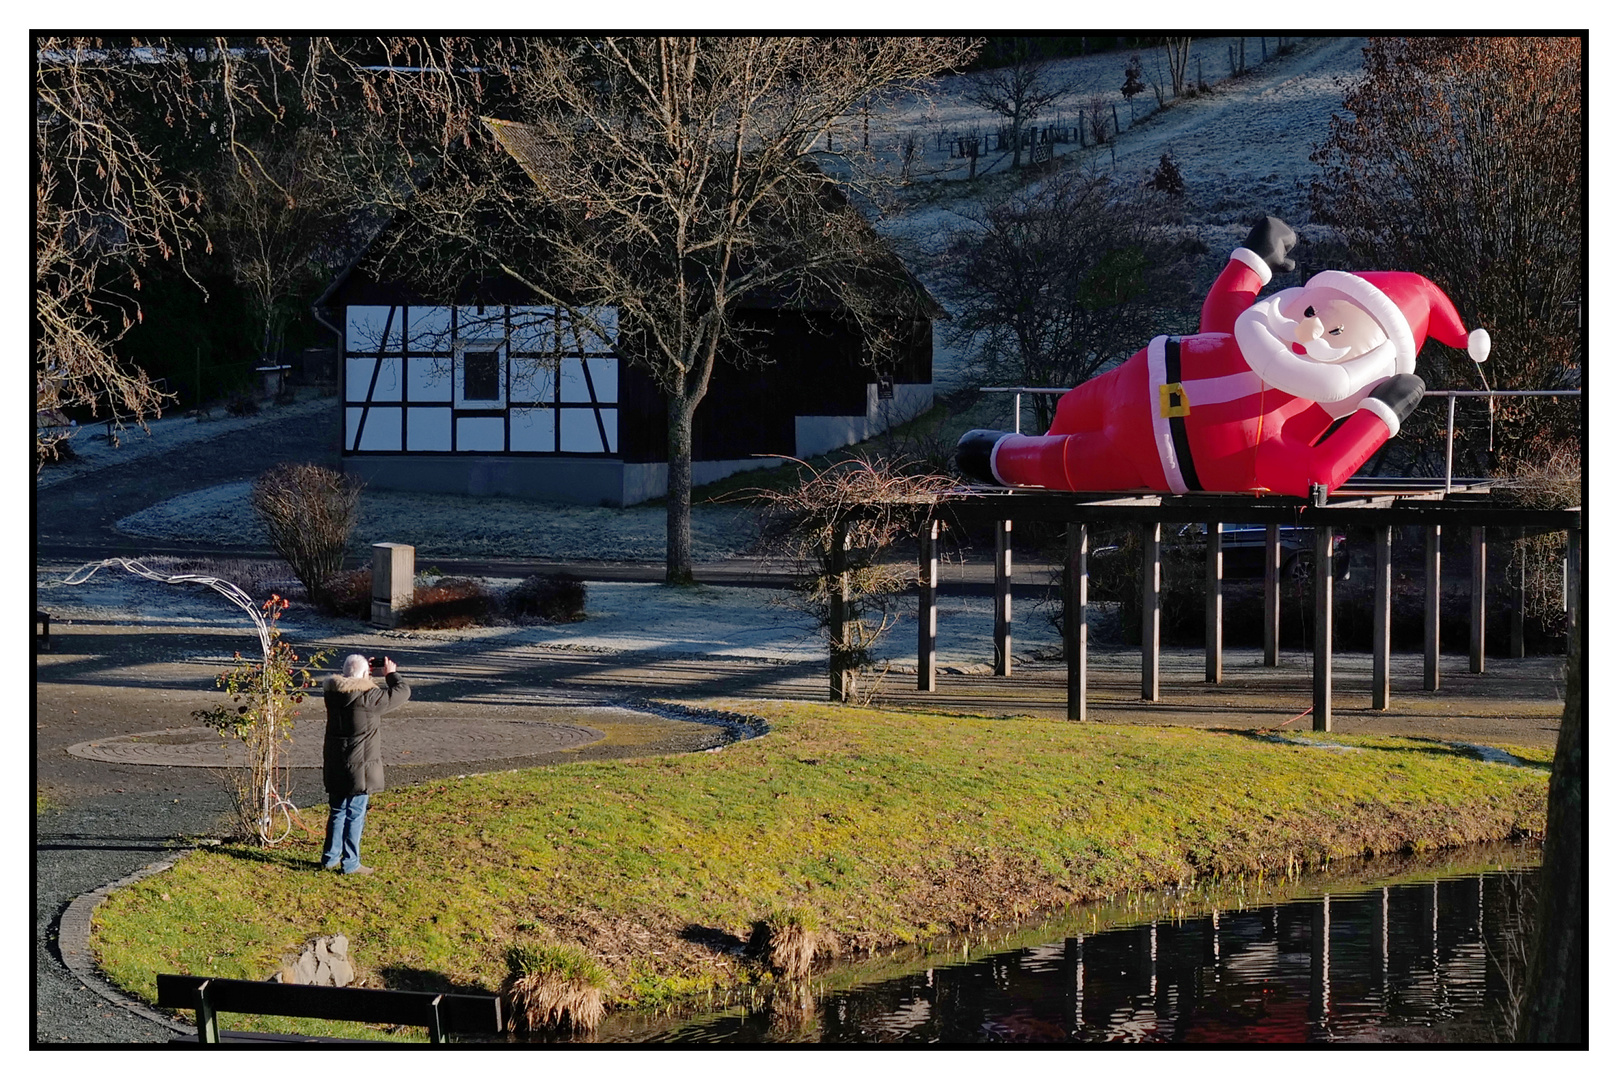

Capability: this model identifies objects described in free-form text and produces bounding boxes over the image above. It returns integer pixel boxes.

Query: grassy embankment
[92,700,1549,1039]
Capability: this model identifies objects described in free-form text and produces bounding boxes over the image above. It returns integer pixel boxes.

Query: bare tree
[1161,37,1193,99]
[209,129,351,369]
[34,38,204,462]
[33,36,344,462]
[327,36,977,584]
[962,38,1076,171]
[938,166,1195,432]
[1312,36,1582,476]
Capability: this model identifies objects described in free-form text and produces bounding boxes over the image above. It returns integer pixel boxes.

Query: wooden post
[1066,522,1089,721]
[1509,531,1526,659]
[1424,525,1442,691]
[994,519,1013,677]
[829,521,851,703]
[1205,522,1223,684]
[195,980,219,1045]
[1141,521,1161,701]
[1263,523,1281,666]
[1470,526,1486,674]
[1313,525,1333,732]
[1372,525,1392,711]
[917,518,939,692]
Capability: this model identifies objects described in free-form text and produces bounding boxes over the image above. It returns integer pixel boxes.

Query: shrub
[1149,152,1185,197]
[397,577,495,629]
[317,568,372,619]
[505,573,587,622]
[500,944,608,1035]
[250,463,364,601]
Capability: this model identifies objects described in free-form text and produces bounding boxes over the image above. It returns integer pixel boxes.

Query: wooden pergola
[896,479,1580,731]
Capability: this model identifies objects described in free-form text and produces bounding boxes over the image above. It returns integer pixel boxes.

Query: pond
[589,845,1540,1044]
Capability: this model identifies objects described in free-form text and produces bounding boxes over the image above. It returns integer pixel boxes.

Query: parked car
[1176,523,1348,582]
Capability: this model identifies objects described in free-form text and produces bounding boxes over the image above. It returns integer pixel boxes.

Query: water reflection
[622,866,1536,1044]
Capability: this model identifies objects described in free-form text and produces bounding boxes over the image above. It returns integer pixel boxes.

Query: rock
[293,951,319,985]
[329,934,349,959]
[329,958,355,987]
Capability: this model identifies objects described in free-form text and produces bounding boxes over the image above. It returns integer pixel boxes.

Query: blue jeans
[321,793,370,873]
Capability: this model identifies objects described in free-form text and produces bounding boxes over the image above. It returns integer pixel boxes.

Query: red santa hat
[1302,270,1490,373]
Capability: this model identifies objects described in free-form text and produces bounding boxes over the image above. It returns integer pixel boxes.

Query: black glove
[956,429,1010,485]
[1242,215,1298,273]
[1366,373,1425,423]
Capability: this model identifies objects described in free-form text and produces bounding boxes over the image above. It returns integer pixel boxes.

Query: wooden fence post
[1313,526,1334,732]
[1263,523,1281,665]
[1066,522,1089,721]
[1372,525,1392,710]
[917,518,938,692]
[1470,526,1486,674]
[829,520,851,703]
[994,519,1013,677]
[1424,525,1442,691]
[1205,522,1223,683]
[1141,521,1161,701]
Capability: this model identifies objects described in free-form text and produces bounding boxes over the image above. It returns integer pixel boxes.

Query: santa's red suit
[977,247,1489,497]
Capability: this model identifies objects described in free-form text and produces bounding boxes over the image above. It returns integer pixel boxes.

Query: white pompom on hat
[1301,270,1489,373]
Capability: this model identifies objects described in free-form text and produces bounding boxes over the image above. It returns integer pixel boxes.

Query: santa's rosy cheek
[1290,342,1308,356]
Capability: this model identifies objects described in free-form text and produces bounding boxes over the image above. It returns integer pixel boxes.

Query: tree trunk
[665,392,698,585]
[1516,617,1585,1043]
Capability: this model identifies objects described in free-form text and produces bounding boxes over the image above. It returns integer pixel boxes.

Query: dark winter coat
[322,672,411,797]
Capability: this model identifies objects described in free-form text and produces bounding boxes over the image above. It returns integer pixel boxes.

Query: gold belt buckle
[1159,381,1191,418]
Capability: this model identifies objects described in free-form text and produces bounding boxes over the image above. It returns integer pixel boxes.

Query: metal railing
[979,386,1582,493]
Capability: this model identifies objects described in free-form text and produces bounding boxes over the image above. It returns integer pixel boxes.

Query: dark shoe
[956,429,1010,485]
[343,864,375,876]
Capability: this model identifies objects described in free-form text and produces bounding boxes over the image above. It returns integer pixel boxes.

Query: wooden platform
[899,484,1581,733]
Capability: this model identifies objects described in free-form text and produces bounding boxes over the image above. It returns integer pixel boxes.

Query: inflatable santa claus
[956,216,1490,498]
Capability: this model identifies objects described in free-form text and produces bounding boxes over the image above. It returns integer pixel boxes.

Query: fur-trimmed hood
[325,674,377,695]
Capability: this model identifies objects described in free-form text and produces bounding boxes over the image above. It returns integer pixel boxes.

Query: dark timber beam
[1205,522,1223,684]
[1142,521,1161,701]
[917,518,938,692]
[1470,526,1486,674]
[1263,523,1281,666]
[1509,530,1526,659]
[1313,525,1333,732]
[1066,522,1088,721]
[1424,525,1442,692]
[994,519,1013,677]
[1372,525,1392,711]
[830,521,851,703]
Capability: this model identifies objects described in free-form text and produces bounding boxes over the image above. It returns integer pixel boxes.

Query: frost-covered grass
[114,479,756,562]
[35,392,334,489]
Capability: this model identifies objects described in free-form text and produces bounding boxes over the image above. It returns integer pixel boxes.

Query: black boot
[956,429,1010,485]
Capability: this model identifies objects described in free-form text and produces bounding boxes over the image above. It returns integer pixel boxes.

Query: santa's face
[1233,285,1400,415]
[1285,295,1387,363]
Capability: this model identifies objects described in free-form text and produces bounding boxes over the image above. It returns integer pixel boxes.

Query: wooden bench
[155,973,504,1045]
[35,611,49,653]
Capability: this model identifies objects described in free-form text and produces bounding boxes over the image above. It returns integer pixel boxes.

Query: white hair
[342,653,371,678]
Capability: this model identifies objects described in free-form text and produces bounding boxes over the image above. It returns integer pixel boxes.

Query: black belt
[1164,337,1203,492]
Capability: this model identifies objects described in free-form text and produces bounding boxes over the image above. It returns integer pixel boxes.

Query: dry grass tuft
[500,944,608,1036]
[751,906,821,980]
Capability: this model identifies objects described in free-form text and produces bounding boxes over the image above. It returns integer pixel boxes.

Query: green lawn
[93,700,1547,1037]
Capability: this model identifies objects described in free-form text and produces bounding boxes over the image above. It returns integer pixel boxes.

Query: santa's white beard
[1234,294,1397,418]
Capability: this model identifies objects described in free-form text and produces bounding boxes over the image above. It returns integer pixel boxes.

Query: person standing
[320,653,410,875]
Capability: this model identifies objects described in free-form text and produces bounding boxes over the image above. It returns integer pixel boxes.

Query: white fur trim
[987,435,1010,486]
[1358,396,1401,437]
[1302,270,1417,373]
[1469,328,1491,363]
[1230,247,1272,286]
